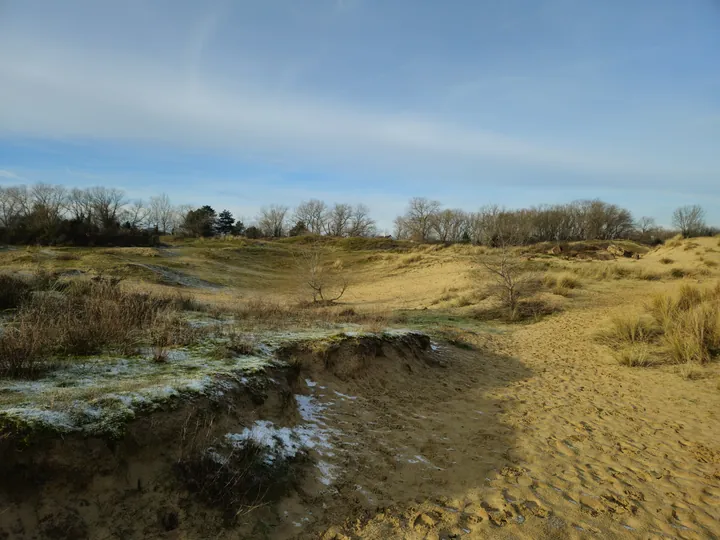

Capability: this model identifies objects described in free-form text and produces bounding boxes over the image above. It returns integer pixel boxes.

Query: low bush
[0,278,180,376]
[659,257,674,265]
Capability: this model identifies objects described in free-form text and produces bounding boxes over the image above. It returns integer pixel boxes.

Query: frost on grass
[0,327,425,442]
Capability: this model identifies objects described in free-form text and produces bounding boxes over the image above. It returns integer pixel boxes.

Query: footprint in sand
[520,500,550,518]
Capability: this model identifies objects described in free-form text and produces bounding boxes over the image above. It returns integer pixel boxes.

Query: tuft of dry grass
[668,268,688,279]
[599,283,720,369]
[659,257,674,265]
[614,344,653,367]
[571,264,659,281]
[597,314,661,346]
[232,297,389,330]
[397,253,423,268]
[665,234,684,248]
[662,303,720,365]
[543,273,582,290]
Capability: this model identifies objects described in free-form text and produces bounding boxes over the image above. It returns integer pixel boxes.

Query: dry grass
[614,344,653,367]
[659,257,674,265]
[669,268,687,279]
[474,297,560,323]
[0,271,60,310]
[662,303,720,365]
[543,273,582,289]
[232,297,389,331]
[397,253,423,268]
[0,277,189,376]
[571,264,660,281]
[597,314,661,346]
[665,234,684,248]
[601,283,720,369]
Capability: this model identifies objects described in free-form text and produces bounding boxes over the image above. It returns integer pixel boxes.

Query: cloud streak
[2,37,713,184]
[0,170,21,180]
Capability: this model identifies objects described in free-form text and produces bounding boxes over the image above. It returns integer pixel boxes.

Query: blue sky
[1,0,719,231]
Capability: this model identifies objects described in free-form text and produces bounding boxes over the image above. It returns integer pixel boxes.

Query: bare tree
[480,241,531,320]
[67,188,94,223]
[87,186,126,229]
[123,199,149,229]
[0,186,30,227]
[635,216,657,236]
[401,197,441,241]
[431,209,468,243]
[393,216,409,240]
[28,183,67,230]
[148,193,175,233]
[295,241,348,304]
[347,204,376,237]
[672,205,706,237]
[257,205,289,237]
[293,199,327,234]
[324,203,353,237]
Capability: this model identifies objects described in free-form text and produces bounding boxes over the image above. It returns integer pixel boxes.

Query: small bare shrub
[480,246,537,320]
[295,242,348,304]
[659,257,674,265]
[0,278,179,377]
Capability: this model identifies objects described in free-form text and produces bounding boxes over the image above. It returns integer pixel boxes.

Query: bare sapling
[480,237,530,320]
[295,241,348,305]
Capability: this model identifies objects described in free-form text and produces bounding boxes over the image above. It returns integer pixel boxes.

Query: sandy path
[284,284,720,539]
[486,302,720,539]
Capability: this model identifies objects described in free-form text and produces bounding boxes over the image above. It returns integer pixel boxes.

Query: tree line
[0,182,713,246]
[394,198,714,245]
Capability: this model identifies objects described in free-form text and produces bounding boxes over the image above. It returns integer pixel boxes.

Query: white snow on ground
[225,391,340,485]
[333,390,357,401]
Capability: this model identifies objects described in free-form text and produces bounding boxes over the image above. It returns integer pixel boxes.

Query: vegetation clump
[598,282,720,369]
[0,276,190,377]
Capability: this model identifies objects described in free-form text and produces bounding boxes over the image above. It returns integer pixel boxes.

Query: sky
[0,0,719,231]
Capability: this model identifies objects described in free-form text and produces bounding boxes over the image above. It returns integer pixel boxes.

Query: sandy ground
[2,238,719,539]
[274,294,719,539]
[272,239,720,539]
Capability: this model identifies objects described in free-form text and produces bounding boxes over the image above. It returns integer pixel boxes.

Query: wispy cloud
[0,170,22,180]
[2,38,710,183]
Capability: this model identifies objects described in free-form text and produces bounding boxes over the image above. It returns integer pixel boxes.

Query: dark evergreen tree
[216,209,235,235]
[245,225,262,239]
[233,220,246,236]
[288,220,309,237]
[181,206,217,237]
